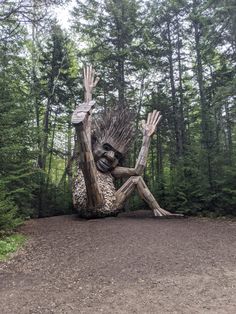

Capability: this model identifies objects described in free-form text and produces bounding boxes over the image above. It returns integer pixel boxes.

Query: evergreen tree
[36,22,78,216]
[72,0,144,108]
[0,2,37,221]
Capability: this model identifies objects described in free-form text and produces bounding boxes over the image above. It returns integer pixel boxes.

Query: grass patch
[0,234,26,261]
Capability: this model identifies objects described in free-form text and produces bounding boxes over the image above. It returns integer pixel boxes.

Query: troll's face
[93,142,123,172]
[92,107,134,173]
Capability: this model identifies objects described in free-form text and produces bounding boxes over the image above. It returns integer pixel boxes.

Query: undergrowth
[0,234,26,261]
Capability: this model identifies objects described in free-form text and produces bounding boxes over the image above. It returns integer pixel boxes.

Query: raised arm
[112,110,162,178]
[72,66,104,210]
[72,65,99,147]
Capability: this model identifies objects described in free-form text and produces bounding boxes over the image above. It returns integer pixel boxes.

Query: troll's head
[92,107,134,173]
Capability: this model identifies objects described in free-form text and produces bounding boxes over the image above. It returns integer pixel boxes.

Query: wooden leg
[114,177,138,209]
[115,176,179,217]
[136,177,174,216]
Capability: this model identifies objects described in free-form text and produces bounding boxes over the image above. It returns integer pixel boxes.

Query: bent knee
[131,176,142,185]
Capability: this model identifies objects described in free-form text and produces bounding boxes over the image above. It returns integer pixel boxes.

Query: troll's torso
[73,169,118,218]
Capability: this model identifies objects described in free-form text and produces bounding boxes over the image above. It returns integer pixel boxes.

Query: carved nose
[105,150,115,161]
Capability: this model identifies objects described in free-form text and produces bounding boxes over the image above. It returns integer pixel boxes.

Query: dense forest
[0,0,235,231]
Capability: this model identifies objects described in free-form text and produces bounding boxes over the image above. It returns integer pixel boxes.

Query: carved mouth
[96,158,112,172]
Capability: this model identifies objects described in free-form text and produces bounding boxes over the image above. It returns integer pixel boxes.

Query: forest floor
[0,210,236,314]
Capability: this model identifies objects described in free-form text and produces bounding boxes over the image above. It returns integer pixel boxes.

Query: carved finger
[151,110,157,124]
[151,111,157,124]
[90,66,94,83]
[84,66,90,87]
[88,66,91,84]
[88,65,91,80]
[87,65,91,85]
[92,68,95,80]
[85,66,89,85]
[141,119,146,129]
[154,114,162,128]
[83,67,87,86]
[149,111,154,124]
[153,111,160,124]
[93,76,100,87]
[147,112,152,124]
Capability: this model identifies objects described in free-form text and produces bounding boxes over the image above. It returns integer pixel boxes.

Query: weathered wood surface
[73,169,118,218]
[114,176,175,217]
[75,126,104,211]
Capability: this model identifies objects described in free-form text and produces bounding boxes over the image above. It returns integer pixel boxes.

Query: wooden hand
[71,101,95,127]
[84,65,100,102]
[142,110,162,137]
[134,110,162,175]
[72,65,99,127]
[112,110,163,178]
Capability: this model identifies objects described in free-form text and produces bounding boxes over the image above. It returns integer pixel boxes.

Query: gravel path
[0,211,236,314]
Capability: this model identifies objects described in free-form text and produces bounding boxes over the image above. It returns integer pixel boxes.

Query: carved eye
[103,143,112,151]
[115,152,122,160]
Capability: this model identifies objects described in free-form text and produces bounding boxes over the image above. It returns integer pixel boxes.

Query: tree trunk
[224,102,233,165]
[176,16,185,155]
[67,121,73,190]
[166,19,182,159]
[115,0,125,107]
[192,0,213,187]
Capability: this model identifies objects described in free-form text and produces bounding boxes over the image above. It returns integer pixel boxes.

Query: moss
[0,234,26,261]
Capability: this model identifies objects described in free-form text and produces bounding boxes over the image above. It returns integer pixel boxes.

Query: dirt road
[0,211,236,313]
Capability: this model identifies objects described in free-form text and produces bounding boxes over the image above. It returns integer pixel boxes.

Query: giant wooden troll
[72,66,180,218]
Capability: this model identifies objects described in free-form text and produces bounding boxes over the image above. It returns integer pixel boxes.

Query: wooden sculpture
[72,65,180,218]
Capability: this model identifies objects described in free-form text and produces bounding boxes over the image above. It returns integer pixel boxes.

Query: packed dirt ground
[0,210,236,314]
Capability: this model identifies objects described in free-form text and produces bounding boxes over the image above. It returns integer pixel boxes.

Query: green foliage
[211,165,236,215]
[0,0,235,231]
[0,184,22,232]
[36,180,73,217]
[0,234,26,261]
[33,22,78,217]
[163,157,211,214]
[72,0,235,216]
[0,2,77,227]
